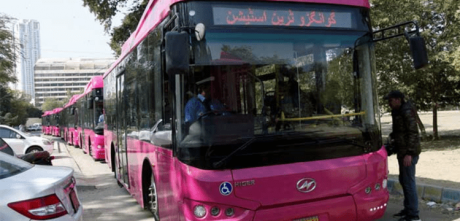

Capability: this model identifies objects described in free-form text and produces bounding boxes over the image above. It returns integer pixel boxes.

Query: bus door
[116,72,129,186]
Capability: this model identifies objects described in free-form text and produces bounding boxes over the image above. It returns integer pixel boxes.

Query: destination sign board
[213,6,353,29]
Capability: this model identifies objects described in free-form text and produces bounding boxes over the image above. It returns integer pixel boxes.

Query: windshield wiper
[213,137,256,168]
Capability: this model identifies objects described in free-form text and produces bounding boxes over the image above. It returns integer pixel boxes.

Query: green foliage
[0,85,12,114]
[0,112,17,126]
[0,14,18,85]
[41,98,64,112]
[82,0,149,56]
[371,0,460,107]
[26,105,43,118]
[371,0,460,139]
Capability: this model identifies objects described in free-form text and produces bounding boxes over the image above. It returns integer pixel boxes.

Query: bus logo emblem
[296,178,316,193]
[219,182,233,196]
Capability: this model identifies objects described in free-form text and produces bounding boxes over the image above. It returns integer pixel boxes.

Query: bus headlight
[193,205,206,218]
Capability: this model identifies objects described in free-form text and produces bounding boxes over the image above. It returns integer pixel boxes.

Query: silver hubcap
[148,175,158,213]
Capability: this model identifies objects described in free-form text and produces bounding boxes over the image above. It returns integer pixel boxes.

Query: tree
[371,0,460,140]
[0,112,17,126]
[61,88,84,105]
[26,105,43,118]
[82,0,149,56]
[0,14,17,85]
[41,98,64,112]
[8,90,42,126]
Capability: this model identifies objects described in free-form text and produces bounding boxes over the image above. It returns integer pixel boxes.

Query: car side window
[9,131,18,138]
[0,138,14,156]
[0,128,9,138]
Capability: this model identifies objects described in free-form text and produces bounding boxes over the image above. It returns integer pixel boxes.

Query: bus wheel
[88,142,92,158]
[146,173,160,219]
[111,146,116,178]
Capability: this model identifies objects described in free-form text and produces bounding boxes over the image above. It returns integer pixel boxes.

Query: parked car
[0,125,54,156]
[0,151,83,220]
[27,125,40,131]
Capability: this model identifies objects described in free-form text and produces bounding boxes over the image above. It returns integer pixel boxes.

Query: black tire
[145,172,160,220]
[26,146,43,154]
[111,146,116,178]
[88,141,92,158]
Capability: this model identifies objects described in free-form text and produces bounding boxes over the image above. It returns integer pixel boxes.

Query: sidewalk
[387,178,460,205]
[387,149,460,205]
[48,137,98,188]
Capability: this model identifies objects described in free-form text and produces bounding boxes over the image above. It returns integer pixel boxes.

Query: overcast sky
[1,0,125,59]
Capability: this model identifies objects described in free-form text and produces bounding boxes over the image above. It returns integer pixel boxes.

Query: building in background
[34,58,114,108]
[11,19,41,101]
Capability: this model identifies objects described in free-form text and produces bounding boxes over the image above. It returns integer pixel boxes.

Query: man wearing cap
[385,90,421,221]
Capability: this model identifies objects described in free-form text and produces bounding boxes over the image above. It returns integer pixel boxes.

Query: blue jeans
[398,155,419,217]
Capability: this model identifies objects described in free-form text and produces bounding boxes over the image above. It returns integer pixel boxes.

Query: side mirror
[16,134,21,139]
[195,23,206,41]
[71,107,76,115]
[165,31,189,76]
[409,36,429,69]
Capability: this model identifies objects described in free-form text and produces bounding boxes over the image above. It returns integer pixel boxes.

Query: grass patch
[421,135,460,151]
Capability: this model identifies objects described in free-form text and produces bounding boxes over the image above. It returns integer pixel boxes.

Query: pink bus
[41,111,52,135]
[79,76,105,160]
[103,0,427,220]
[51,108,63,137]
[62,94,82,146]
[71,94,86,148]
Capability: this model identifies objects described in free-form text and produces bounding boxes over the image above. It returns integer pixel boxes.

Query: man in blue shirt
[184,83,225,124]
[184,88,208,124]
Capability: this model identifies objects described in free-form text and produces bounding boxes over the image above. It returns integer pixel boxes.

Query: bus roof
[64,94,83,108]
[83,75,103,96]
[103,0,370,79]
[52,107,63,114]
[42,111,52,117]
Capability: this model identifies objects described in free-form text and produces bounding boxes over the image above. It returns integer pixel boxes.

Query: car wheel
[26,146,43,154]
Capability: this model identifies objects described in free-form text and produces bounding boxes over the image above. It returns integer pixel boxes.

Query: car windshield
[0,152,33,179]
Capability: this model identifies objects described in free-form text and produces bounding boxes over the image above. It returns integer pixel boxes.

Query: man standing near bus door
[385,90,421,221]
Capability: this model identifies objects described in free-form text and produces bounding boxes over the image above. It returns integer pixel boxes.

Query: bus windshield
[176,3,381,170]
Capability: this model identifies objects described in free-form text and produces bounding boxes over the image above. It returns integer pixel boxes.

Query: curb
[388,178,460,204]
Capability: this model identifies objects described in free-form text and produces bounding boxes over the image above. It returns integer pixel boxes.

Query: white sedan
[0,152,83,220]
[0,125,54,155]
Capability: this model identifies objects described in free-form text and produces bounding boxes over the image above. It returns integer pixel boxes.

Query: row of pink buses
[99,0,427,220]
[42,108,62,136]
[42,76,105,161]
[41,111,52,134]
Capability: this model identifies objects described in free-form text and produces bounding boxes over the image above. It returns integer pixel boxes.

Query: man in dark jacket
[385,90,421,221]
